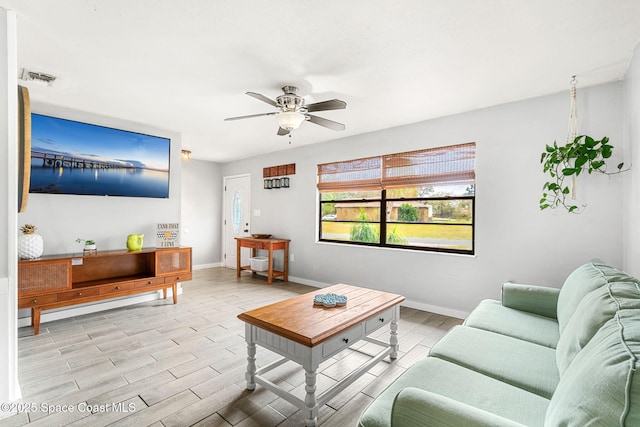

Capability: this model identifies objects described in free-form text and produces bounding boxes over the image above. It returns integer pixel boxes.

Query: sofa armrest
[391,387,526,427]
[501,282,559,319]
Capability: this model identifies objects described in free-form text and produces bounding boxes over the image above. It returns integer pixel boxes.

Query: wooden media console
[18,247,192,335]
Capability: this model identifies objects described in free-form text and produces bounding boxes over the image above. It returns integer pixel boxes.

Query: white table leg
[245,325,257,390]
[304,368,318,427]
[390,319,399,359]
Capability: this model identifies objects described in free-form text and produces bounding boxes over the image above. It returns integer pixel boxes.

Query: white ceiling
[3,0,640,162]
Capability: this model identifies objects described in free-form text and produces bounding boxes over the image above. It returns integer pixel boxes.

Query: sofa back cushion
[545,310,640,426]
[555,281,640,376]
[556,261,631,334]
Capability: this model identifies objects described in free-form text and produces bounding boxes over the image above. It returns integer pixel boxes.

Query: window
[318,143,475,254]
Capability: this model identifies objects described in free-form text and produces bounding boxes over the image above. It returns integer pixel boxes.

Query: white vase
[18,233,44,259]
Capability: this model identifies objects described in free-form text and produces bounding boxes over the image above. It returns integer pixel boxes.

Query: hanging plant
[539,135,627,213]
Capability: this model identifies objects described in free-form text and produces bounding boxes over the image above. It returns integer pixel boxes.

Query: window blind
[317,155,382,192]
[317,142,475,191]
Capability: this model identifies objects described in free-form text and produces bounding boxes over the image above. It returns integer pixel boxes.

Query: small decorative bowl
[251,234,272,239]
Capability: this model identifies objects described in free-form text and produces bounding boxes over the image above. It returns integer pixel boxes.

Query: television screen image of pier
[29,113,170,198]
[32,150,166,171]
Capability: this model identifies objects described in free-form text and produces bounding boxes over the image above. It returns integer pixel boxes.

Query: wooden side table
[235,237,290,285]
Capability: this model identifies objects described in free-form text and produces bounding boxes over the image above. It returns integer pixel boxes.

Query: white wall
[0,7,21,412]
[18,102,182,254]
[623,43,640,278]
[181,158,222,267]
[221,82,625,317]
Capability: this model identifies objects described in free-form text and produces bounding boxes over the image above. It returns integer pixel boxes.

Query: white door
[223,174,251,269]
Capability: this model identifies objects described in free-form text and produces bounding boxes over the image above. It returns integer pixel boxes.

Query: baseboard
[21,266,467,327]
[17,285,183,328]
[400,299,467,320]
[193,262,222,270]
[285,275,327,289]
[286,275,467,319]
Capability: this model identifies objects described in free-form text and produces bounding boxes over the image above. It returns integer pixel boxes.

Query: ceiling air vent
[20,68,56,87]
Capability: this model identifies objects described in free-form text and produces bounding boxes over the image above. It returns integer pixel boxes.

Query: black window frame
[317,143,476,255]
[318,191,475,255]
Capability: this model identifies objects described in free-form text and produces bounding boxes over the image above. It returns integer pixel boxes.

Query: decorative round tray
[251,234,272,239]
[313,293,347,308]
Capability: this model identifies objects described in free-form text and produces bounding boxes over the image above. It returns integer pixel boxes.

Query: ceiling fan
[224,86,347,136]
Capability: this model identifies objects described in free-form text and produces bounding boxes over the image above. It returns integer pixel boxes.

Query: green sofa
[358,261,640,426]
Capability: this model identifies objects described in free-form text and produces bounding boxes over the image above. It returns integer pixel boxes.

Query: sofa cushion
[556,261,630,334]
[501,282,560,319]
[391,387,527,427]
[545,310,640,426]
[555,281,640,376]
[464,299,560,348]
[429,325,559,398]
[358,357,549,427]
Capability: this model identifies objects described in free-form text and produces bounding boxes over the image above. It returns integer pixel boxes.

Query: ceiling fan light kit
[276,111,306,131]
[225,86,347,136]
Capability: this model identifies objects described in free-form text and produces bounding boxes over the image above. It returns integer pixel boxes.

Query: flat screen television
[29,113,170,198]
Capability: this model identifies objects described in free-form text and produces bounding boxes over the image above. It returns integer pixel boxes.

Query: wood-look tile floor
[2,268,462,427]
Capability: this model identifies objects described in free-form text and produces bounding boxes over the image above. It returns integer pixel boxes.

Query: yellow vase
[126,234,144,251]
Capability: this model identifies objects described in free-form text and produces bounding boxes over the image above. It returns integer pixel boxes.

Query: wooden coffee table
[237,284,405,427]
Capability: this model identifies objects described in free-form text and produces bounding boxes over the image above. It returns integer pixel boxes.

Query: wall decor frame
[18,85,31,213]
[29,113,171,198]
[263,163,295,190]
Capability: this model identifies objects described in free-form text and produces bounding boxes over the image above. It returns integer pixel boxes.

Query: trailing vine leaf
[575,156,588,169]
[539,135,630,213]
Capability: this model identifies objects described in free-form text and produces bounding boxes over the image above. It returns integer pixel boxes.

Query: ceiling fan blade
[307,114,346,131]
[305,99,347,112]
[277,127,290,136]
[246,91,278,107]
[224,112,275,121]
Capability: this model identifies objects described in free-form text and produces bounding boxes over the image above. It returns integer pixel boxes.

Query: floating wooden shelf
[263,163,295,178]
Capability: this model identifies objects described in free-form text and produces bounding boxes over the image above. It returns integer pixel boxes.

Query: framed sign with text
[156,223,180,248]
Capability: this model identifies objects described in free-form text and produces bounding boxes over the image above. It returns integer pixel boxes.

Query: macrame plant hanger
[566,76,578,200]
